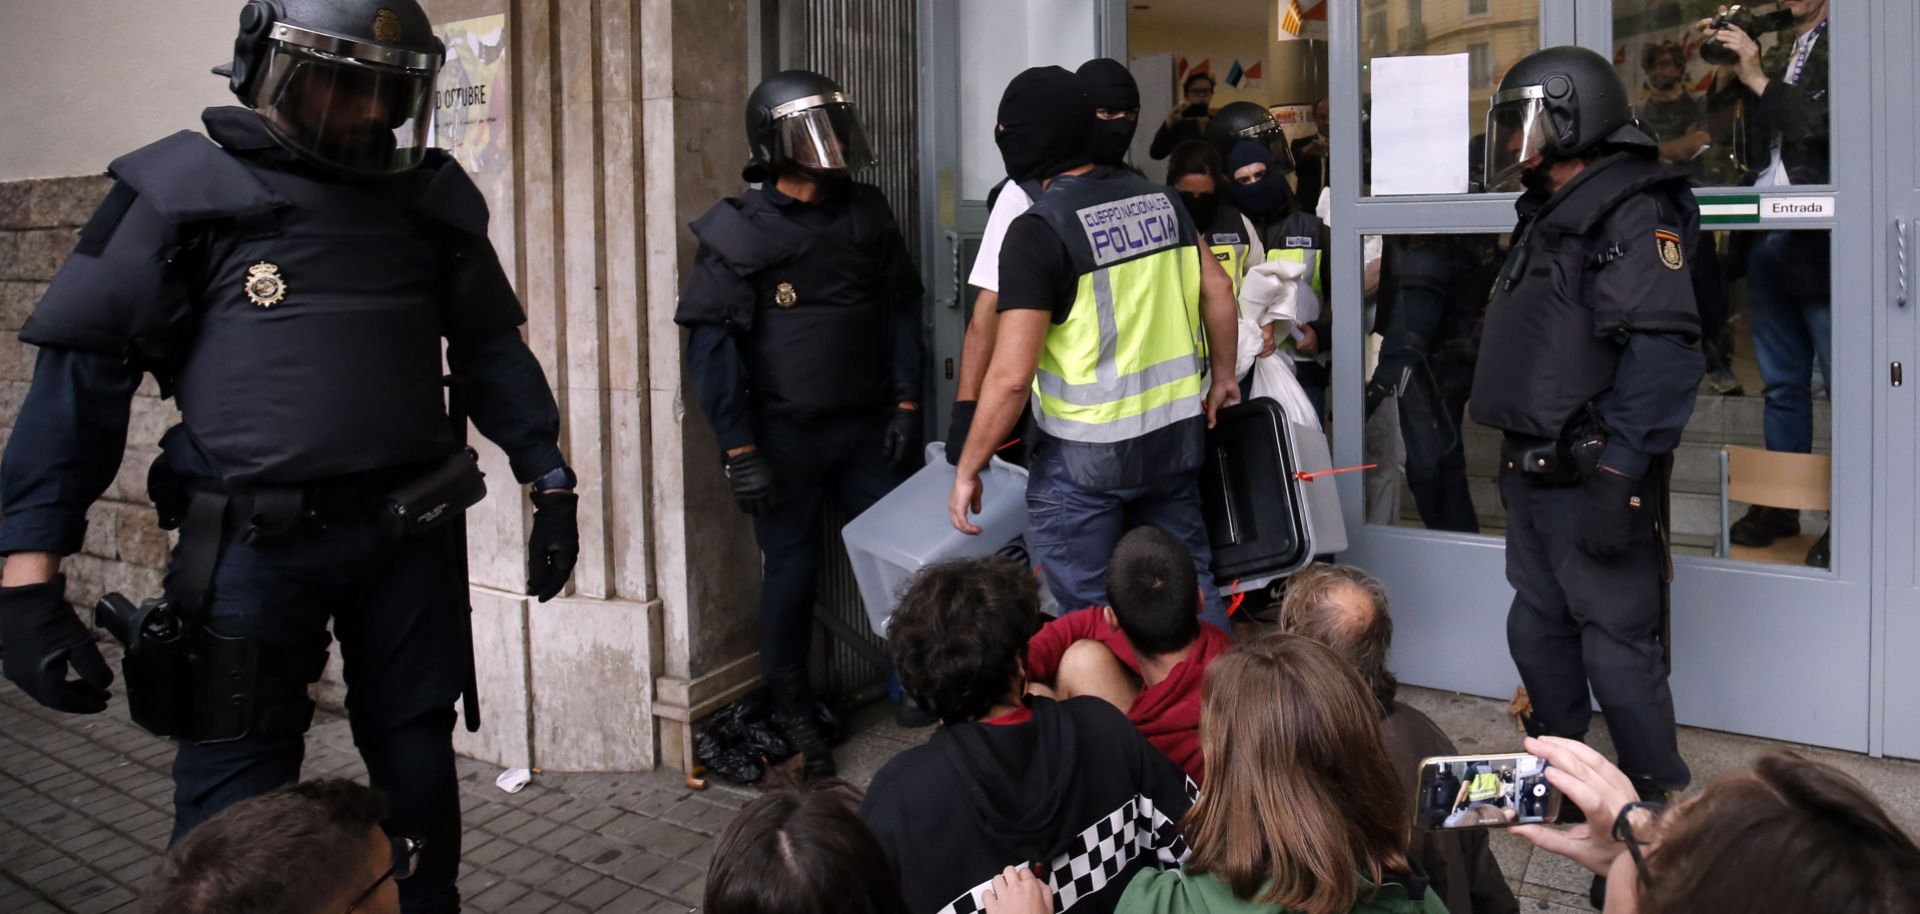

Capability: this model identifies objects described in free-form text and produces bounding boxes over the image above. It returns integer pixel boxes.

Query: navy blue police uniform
[675,179,924,707]
[1470,152,1705,793]
[0,107,568,914]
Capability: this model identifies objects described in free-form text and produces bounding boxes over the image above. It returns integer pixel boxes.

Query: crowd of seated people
[144,539,1920,914]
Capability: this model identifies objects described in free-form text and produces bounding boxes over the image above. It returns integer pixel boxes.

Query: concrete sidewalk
[5,671,1920,914]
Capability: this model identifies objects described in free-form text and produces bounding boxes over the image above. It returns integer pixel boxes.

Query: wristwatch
[534,465,577,492]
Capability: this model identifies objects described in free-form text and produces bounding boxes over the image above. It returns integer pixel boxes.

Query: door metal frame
[916,0,1130,434]
[1871,0,1915,759]
[1328,0,1881,754]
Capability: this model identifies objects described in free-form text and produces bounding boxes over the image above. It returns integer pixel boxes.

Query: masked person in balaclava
[945,61,1137,467]
[1075,57,1142,169]
[945,65,1243,638]
[1223,140,1293,234]
[1223,138,1335,419]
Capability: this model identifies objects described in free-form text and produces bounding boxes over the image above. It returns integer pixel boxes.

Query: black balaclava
[1222,140,1291,220]
[1177,191,1220,230]
[1075,57,1140,167]
[996,66,1096,183]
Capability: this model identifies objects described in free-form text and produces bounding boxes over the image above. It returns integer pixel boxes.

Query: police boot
[770,680,836,779]
[1728,505,1800,547]
[1806,529,1831,568]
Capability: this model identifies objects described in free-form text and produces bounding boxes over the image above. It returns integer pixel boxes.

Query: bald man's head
[1278,565,1396,715]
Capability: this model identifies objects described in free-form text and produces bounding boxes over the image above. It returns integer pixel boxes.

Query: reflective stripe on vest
[1023,174,1208,446]
[1032,245,1206,444]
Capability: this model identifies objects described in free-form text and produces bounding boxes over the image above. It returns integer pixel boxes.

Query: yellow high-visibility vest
[1024,174,1207,445]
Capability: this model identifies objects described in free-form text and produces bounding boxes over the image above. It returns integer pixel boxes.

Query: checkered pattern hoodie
[860,696,1198,914]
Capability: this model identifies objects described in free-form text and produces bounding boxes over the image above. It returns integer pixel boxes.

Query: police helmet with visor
[743,70,875,183]
[1206,101,1295,173]
[1484,45,1657,193]
[217,0,444,177]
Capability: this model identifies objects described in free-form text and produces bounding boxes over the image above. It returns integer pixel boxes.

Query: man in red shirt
[1025,526,1232,782]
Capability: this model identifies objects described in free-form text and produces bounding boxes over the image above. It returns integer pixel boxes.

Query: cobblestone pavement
[0,677,752,914]
[7,667,1920,914]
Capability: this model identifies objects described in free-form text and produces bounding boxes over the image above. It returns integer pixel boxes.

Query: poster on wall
[432,14,511,179]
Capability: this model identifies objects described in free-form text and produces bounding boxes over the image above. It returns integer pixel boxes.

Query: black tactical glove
[944,401,977,466]
[724,450,776,516]
[0,575,112,714]
[1576,470,1640,560]
[526,490,580,603]
[881,406,925,473]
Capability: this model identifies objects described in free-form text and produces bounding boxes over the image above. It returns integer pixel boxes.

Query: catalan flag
[1279,0,1304,39]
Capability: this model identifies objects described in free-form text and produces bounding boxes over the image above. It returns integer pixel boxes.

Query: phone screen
[1414,753,1561,830]
[1183,104,1209,119]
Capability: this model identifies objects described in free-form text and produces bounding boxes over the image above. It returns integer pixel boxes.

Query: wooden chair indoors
[1718,445,1832,566]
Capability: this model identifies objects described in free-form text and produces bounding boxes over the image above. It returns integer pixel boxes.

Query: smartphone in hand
[1414,752,1562,830]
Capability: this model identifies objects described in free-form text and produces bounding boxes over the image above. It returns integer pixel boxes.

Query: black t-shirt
[996,212,1079,323]
[996,167,1196,325]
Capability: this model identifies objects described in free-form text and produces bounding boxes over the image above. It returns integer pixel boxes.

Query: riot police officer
[0,3,578,912]
[1471,46,1702,817]
[676,70,924,778]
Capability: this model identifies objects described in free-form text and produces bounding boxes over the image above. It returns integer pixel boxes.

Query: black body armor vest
[687,183,907,418]
[22,108,526,483]
[1469,155,1699,439]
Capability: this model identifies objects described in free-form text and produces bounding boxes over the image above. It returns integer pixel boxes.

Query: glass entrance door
[1330,0,1877,753]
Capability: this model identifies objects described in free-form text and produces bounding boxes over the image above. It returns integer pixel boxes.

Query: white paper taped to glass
[1371,54,1471,196]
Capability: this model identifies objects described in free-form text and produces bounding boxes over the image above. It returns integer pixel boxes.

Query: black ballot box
[1200,398,1348,593]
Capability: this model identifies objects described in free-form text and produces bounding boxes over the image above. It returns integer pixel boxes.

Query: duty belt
[163,462,435,613]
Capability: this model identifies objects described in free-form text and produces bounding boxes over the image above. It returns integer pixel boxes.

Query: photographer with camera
[1150,71,1216,161]
[1700,0,1834,566]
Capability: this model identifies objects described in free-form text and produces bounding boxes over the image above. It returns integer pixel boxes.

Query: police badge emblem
[1655,230,1684,271]
[245,262,288,308]
[373,9,403,42]
[774,282,799,308]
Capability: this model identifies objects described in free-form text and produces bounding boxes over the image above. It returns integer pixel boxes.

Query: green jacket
[1118,868,1449,914]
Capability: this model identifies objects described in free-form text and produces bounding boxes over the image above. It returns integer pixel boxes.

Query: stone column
[638,0,763,773]
[421,0,759,773]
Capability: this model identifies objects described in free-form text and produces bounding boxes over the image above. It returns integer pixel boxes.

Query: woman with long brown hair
[1515,735,1920,914]
[1118,634,1446,914]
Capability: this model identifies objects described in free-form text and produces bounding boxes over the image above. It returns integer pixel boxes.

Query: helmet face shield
[772,98,874,173]
[1229,118,1294,171]
[1485,88,1554,193]
[247,29,439,176]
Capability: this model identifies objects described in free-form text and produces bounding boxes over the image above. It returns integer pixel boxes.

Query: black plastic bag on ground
[692,726,765,785]
[693,688,853,786]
